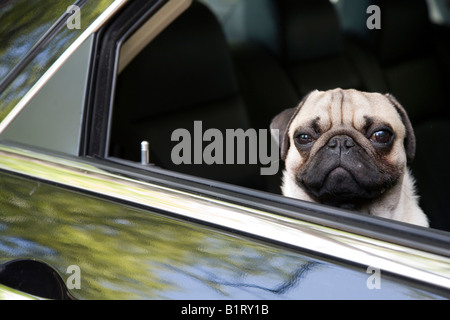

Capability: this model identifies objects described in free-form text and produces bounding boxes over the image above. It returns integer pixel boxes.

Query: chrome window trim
[0,0,129,135]
[0,144,449,291]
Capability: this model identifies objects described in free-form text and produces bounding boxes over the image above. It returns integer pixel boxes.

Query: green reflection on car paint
[0,0,116,122]
[0,0,75,79]
[0,171,447,300]
[0,171,317,299]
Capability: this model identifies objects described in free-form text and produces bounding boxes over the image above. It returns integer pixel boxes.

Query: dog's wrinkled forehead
[271,88,416,163]
[289,89,405,135]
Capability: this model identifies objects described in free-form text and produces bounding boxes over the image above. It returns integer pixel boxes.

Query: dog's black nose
[327,135,355,150]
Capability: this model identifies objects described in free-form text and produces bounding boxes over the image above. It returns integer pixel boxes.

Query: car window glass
[0,0,115,124]
[0,0,75,80]
[1,35,94,155]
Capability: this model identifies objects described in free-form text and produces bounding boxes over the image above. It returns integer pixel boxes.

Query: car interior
[109,0,450,231]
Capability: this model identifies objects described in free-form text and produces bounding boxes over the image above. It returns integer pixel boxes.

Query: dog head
[271,89,416,209]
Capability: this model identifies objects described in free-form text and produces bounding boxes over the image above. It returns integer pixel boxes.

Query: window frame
[84,0,450,259]
[83,0,166,157]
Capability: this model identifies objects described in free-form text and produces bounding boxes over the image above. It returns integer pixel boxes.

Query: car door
[0,0,449,300]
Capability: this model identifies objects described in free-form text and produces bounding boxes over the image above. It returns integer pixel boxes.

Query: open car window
[110,0,278,191]
[104,0,450,236]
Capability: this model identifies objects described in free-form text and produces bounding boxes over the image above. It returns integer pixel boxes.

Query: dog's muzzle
[298,134,388,208]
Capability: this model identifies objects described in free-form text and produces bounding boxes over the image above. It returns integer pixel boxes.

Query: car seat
[337,0,450,230]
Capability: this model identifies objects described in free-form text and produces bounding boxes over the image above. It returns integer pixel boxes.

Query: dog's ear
[270,108,296,161]
[270,92,312,161]
[385,94,416,163]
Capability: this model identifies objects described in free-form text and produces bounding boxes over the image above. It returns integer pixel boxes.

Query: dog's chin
[299,166,385,210]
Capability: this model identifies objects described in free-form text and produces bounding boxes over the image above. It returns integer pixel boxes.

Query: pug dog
[271,88,428,227]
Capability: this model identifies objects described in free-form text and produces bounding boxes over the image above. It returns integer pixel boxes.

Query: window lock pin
[141,141,150,165]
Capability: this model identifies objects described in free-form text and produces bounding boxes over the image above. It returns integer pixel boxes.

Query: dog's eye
[370,130,393,144]
[295,133,314,145]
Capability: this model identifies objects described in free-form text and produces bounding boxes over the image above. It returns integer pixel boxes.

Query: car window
[110,0,278,191]
[0,0,117,126]
[0,0,75,80]
[1,35,94,155]
[107,0,450,233]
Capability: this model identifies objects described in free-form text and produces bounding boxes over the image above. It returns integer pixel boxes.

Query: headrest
[334,0,374,43]
[376,0,431,62]
[244,0,343,63]
[118,1,238,119]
